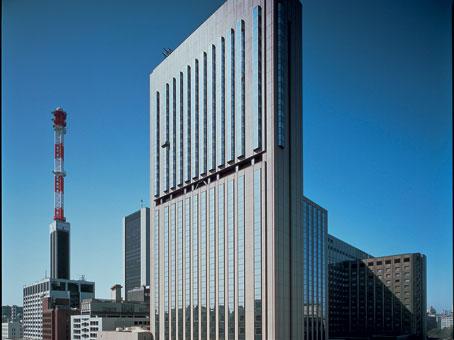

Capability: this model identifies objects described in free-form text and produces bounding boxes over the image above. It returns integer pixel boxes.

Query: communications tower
[49,107,70,280]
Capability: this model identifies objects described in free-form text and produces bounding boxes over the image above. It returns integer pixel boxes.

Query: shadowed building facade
[150,0,327,339]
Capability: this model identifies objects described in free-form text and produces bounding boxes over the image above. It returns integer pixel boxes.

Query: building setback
[123,208,151,299]
[149,0,326,338]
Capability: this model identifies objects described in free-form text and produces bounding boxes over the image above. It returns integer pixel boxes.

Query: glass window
[211,45,217,171]
[171,204,176,339]
[253,6,262,150]
[177,202,183,339]
[192,59,200,179]
[228,180,235,340]
[217,37,225,167]
[193,195,199,338]
[185,199,191,339]
[238,177,245,339]
[171,78,176,189]
[277,3,286,148]
[154,92,160,196]
[164,84,170,192]
[201,192,207,337]
[186,66,191,182]
[236,20,246,157]
[202,53,208,175]
[178,73,184,186]
[218,184,225,339]
[154,210,160,339]
[209,188,216,340]
[164,207,169,339]
[254,169,262,339]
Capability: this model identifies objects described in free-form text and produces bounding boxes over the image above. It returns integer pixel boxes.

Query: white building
[438,314,454,329]
[71,316,150,340]
[23,278,95,340]
[2,321,23,339]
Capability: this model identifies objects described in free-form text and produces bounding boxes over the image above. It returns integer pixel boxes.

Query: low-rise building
[2,320,24,339]
[71,286,149,340]
[97,327,152,340]
[23,277,95,339]
[42,297,80,340]
[437,314,453,329]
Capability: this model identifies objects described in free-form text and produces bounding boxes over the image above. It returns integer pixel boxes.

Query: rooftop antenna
[162,47,173,58]
[80,274,85,281]
[141,200,143,209]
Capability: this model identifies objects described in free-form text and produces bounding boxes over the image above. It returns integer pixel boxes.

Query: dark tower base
[50,220,70,280]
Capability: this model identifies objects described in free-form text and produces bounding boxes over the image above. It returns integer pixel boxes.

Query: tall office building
[149,1,326,338]
[123,208,151,299]
[327,234,373,337]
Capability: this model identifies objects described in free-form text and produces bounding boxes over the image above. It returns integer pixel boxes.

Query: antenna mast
[51,108,67,221]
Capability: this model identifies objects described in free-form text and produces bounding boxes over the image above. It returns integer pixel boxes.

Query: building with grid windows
[123,208,151,300]
[149,0,327,339]
[23,278,95,340]
[328,253,427,340]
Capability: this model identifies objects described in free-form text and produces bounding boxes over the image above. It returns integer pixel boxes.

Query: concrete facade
[42,297,80,340]
[97,329,153,340]
[2,321,24,339]
[149,1,324,339]
[71,316,150,340]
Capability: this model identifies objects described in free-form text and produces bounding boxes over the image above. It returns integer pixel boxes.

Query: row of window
[157,171,260,340]
[153,7,263,197]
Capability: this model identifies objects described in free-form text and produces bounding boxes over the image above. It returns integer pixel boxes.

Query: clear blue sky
[2,0,452,312]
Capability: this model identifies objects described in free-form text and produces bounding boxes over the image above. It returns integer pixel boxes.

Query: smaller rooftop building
[97,327,152,340]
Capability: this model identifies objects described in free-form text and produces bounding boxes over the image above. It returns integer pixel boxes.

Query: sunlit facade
[149,1,326,339]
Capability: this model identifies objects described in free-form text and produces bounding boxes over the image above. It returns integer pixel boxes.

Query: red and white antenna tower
[51,108,67,221]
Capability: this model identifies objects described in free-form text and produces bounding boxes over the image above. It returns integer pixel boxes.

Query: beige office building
[150,1,326,340]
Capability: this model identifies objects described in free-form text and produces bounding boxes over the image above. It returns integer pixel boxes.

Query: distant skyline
[2,0,452,312]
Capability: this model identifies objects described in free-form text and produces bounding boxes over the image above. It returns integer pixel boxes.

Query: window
[253,6,262,150]
[368,262,374,266]
[186,66,191,182]
[404,257,410,262]
[193,195,199,338]
[217,37,226,167]
[192,59,200,178]
[376,261,382,265]
[385,260,391,264]
[404,266,409,270]
[276,2,286,148]
[254,169,262,339]
[218,184,225,339]
[154,92,160,196]
[394,259,400,264]
[236,20,246,157]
